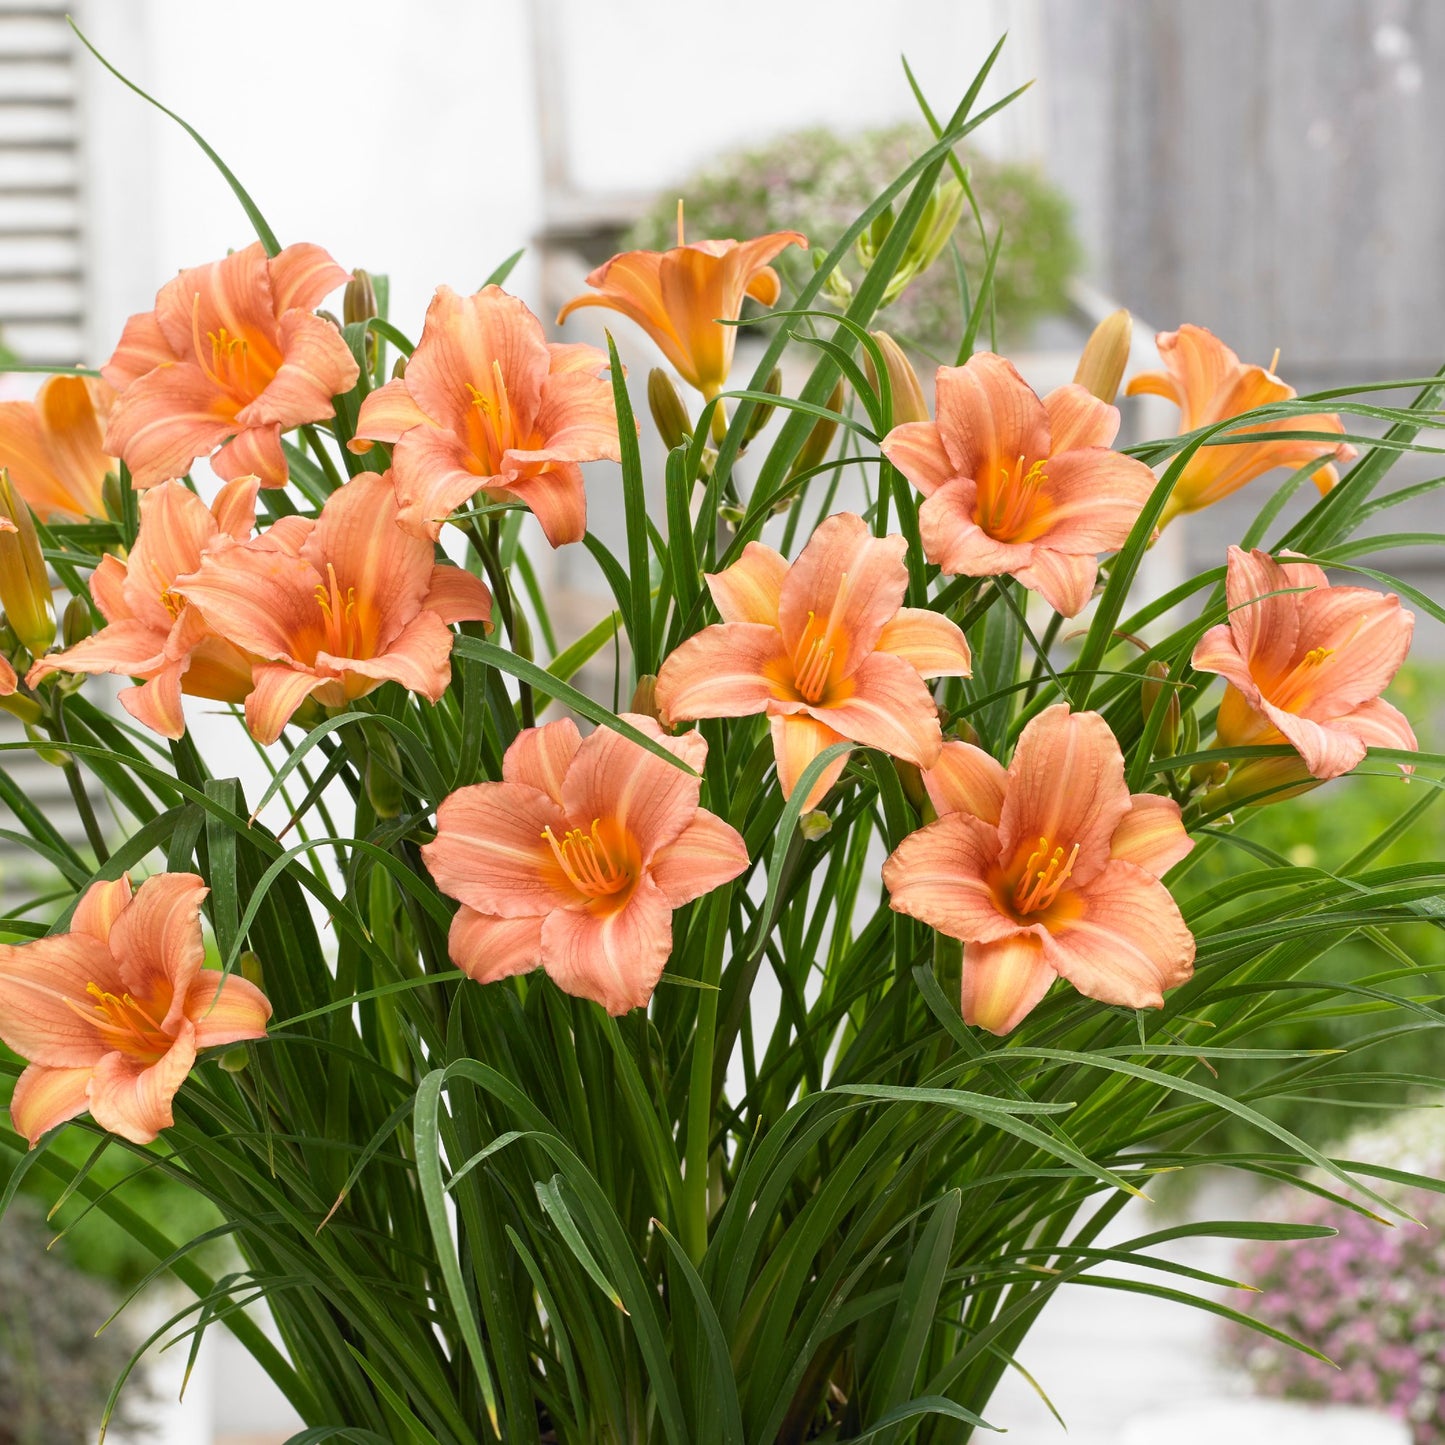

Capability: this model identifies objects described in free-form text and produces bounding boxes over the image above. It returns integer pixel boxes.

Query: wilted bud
[344,269,378,327]
[799,809,832,841]
[629,673,661,722]
[0,471,55,659]
[789,379,845,478]
[239,950,265,990]
[101,472,125,524]
[740,367,782,447]
[364,730,404,818]
[1073,309,1132,406]
[647,368,693,449]
[1140,660,1180,754]
[62,595,93,648]
[865,331,929,426]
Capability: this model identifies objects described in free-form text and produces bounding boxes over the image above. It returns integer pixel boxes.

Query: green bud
[740,367,782,448]
[647,368,693,449]
[1074,309,1132,406]
[799,809,832,841]
[0,471,55,659]
[789,380,845,478]
[25,723,68,767]
[1140,660,1180,754]
[62,595,93,648]
[344,269,378,327]
[240,951,265,990]
[864,331,929,426]
[391,355,407,381]
[629,674,660,722]
[218,1046,250,1074]
[364,730,405,819]
[0,690,41,725]
[717,502,746,529]
[102,472,125,524]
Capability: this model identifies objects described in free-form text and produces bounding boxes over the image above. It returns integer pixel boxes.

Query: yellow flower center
[465,359,523,470]
[160,586,186,621]
[313,561,363,658]
[542,819,633,898]
[65,980,171,1062]
[190,293,264,404]
[790,572,850,705]
[1012,835,1080,915]
[979,454,1050,543]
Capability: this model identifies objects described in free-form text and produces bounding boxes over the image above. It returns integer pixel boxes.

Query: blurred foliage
[626,123,1081,360]
[0,1199,149,1444]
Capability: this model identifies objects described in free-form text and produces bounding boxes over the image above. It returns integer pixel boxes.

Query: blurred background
[0,1,1441,1441]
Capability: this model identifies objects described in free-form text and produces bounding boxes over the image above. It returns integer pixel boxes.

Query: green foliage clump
[625,123,1081,359]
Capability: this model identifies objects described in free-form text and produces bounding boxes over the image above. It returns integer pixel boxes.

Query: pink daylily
[423,714,749,1015]
[883,705,1195,1034]
[0,873,271,1146]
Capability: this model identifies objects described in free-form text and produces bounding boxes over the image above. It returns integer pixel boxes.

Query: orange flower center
[977,454,1049,543]
[159,586,188,621]
[542,818,635,900]
[190,294,274,406]
[313,562,365,659]
[466,360,532,472]
[1011,835,1080,916]
[66,980,172,1062]
[789,571,851,705]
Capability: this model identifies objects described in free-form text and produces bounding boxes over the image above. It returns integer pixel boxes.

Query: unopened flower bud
[865,331,929,426]
[62,595,93,648]
[344,269,378,327]
[239,951,265,990]
[629,674,661,722]
[949,718,982,748]
[364,730,404,819]
[717,502,746,529]
[0,689,41,725]
[102,472,125,524]
[799,809,832,841]
[0,471,55,659]
[647,368,693,449]
[895,759,927,813]
[740,367,782,447]
[790,379,845,478]
[1140,660,1180,754]
[391,355,407,381]
[1074,309,1132,406]
[218,1046,250,1074]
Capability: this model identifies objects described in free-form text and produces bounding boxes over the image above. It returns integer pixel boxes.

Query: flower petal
[649,809,749,907]
[109,872,208,1030]
[390,423,492,541]
[267,241,352,314]
[1030,448,1156,553]
[882,813,1018,943]
[540,876,676,1014]
[319,609,456,702]
[103,362,232,489]
[422,564,492,627]
[922,741,1008,824]
[10,1063,94,1145]
[918,481,1032,579]
[87,1024,198,1146]
[1043,383,1120,453]
[706,542,788,626]
[209,473,261,541]
[1341,696,1417,758]
[71,876,134,946]
[811,650,943,767]
[769,714,851,813]
[424,781,573,918]
[212,423,288,487]
[0,933,115,1066]
[874,607,972,678]
[355,376,432,445]
[1011,547,1098,619]
[880,420,958,498]
[241,309,357,429]
[185,971,272,1049]
[933,353,1051,480]
[1109,794,1193,878]
[245,664,327,745]
[1044,861,1195,1011]
[495,458,589,547]
[502,718,583,803]
[1257,699,1368,781]
[654,622,791,723]
[961,933,1056,1035]
[448,907,545,984]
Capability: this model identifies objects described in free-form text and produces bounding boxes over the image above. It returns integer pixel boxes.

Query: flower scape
[0,34,1438,1445]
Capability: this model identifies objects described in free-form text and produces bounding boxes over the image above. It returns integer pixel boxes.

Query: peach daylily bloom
[28,476,261,738]
[103,241,359,489]
[423,714,748,1015]
[0,374,115,521]
[883,705,1195,1035]
[0,872,270,1146]
[352,285,620,547]
[1126,325,1356,525]
[654,512,972,813]
[880,353,1158,618]
[557,227,806,399]
[0,654,14,694]
[174,470,492,744]
[1192,546,1416,795]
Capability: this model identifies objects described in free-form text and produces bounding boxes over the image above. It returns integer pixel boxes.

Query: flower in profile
[174,470,491,743]
[0,470,55,658]
[423,714,748,1014]
[352,285,620,546]
[557,219,806,400]
[102,241,359,488]
[654,512,972,813]
[1126,325,1356,525]
[880,352,1158,617]
[883,705,1195,1035]
[28,476,261,738]
[0,374,115,521]
[0,873,271,1146]
[1191,546,1416,800]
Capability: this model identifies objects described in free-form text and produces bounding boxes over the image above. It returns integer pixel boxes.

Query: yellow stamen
[983,455,1049,540]
[1013,835,1080,915]
[313,562,361,657]
[676,197,686,249]
[542,819,631,898]
[1302,646,1334,667]
[1268,346,1281,376]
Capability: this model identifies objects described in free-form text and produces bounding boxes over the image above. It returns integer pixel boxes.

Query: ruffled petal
[1029,448,1156,553]
[933,353,1051,480]
[1109,794,1193,878]
[267,241,352,314]
[185,971,272,1049]
[768,713,851,813]
[1011,547,1099,619]
[241,309,358,429]
[71,876,134,947]
[540,877,675,1014]
[648,809,749,907]
[103,362,232,489]
[448,907,545,984]
[654,622,791,723]
[212,424,287,487]
[882,812,1018,943]
[810,650,943,767]
[880,420,959,498]
[244,664,327,745]
[496,458,588,547]
[501,718,583,803]
[9,1063,94,1145]
[961,933,1056,1035]
[109,872,208,1030]
[0,933,115,1066]
[706,542,788,626]
[354,377,432,445]
[87,1024,197,1146]
[1043,383,1120,453]
[422,563,493,626]
[922,741,1008,824]
[874,607,972,679]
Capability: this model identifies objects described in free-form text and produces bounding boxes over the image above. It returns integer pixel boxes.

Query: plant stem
[50,692,108,864]
[681,891,730,1263]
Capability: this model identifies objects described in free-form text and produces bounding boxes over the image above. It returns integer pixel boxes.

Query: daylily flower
[557,224,806,400]
[0,471,54,658]
[0,654,15,695]
[352,285,620,546]
[0,374,115,520]
[1191,546,1416,797]
[423,714,748,1015]
[173,470,492,743]
[883,705,1195,1035]
[880,352,1158,617]
[0,872,271,1146]
[28,476,261,738]
[1126,325,1356,525]
[102,241,359,489]
[654,511,972,813]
